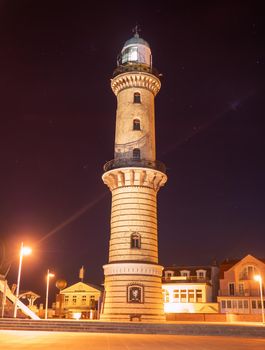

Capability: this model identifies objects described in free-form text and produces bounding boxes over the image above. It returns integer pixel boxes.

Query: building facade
[56,281,102,319]
[162,265,219,314]
[218,254,265,315]
[101,31,167,322]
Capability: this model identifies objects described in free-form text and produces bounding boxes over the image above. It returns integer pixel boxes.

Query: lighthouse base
[100,262,165,322]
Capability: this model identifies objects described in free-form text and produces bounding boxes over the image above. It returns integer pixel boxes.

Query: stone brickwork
[102,168,166,265]
[101,264,164,322]
[101,34,167,322]
[112,76,159,161]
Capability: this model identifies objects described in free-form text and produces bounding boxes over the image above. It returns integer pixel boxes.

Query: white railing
[0,279,40,320]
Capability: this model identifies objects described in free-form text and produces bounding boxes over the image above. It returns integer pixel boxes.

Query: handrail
[103,158,166,173]
[0,279,40,319]
[113,64,161,78]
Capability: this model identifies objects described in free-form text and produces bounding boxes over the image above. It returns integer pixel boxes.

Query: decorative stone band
[102,167,167,192]
[103,262,163,277]
[111,72,161,96]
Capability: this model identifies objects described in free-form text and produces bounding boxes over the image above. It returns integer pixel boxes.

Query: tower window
[133,119,141,130]
[133,92,141,103]
[131,232,141,248]
[133,148,140,160]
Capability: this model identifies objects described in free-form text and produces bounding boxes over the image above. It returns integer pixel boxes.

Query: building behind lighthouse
[101,30,167,322]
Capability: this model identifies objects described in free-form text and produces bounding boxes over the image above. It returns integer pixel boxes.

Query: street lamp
[254,274,265,324]
[45,269,55,319]
[14,242,32,318]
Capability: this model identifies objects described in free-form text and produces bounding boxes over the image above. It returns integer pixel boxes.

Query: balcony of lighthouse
[103,158,166,174]
[113,63,161,78]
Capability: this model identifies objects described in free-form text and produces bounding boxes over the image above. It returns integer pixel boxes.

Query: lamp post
[45,269,55,319]
[14,242,32,318]
[254,275,264,324]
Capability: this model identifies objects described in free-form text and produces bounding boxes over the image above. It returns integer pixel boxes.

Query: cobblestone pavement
[0,330,265,350]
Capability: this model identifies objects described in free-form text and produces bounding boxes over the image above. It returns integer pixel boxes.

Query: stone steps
[0,318,264,338]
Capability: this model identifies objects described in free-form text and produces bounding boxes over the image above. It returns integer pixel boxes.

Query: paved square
[0,330,265,350]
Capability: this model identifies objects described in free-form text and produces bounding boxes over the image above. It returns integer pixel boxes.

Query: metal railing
[113,64,161,78]
[162,276,210,283]
[218,289,261,297]
[103,158,166,173]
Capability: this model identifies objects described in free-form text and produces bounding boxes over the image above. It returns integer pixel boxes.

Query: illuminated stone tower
[101,30,167,322]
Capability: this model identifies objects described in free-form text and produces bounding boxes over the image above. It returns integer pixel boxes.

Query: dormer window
[180,270,190,277]
[196,269,206,279]
[133,119,141,130]
[134,92,141,103]
[164,270,174,280]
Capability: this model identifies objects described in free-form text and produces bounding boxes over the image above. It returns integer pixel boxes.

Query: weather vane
[132,24,141,37]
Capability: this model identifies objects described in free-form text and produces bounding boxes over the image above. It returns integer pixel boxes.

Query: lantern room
[117,33,152,67]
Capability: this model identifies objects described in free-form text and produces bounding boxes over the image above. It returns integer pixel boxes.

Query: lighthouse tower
[101,30,167,322]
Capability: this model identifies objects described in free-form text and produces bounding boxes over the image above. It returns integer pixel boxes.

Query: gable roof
[60,281,103,294]
[219,254,265,278]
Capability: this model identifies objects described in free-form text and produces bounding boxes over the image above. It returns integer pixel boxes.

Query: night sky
[0,1,264,302]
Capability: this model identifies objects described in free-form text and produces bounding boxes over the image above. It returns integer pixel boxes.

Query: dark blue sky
[0,0,264,302]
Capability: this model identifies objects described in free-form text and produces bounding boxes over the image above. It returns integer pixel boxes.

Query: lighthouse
[101,30,167,322]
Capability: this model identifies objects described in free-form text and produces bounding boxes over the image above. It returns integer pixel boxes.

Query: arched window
[133,92,141,103]
[133,119,141,130]
[131,232,141,249]
[133,148,140,160]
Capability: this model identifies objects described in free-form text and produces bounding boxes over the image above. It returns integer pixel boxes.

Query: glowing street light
[254,274,264,324]
[45,269,55,319]
[14,242,32,318]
